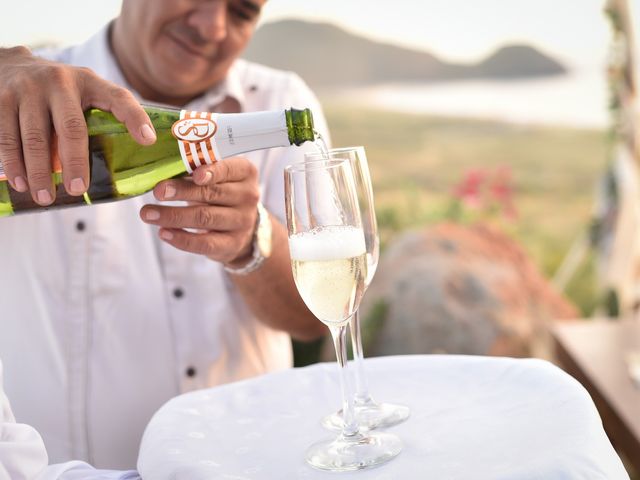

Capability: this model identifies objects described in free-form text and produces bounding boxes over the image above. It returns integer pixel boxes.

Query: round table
[137,355,629,479]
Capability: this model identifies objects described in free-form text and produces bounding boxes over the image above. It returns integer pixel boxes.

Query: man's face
[117,0,264,101]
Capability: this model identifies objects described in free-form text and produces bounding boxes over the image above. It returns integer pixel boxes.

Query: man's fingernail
[141,124,156,142]
[13,176,27,192]
[37,189,52,205]
[160,230,173,241]
[164,184,176,199]
[144,209,160,221]
[70,177,86,195]
[201,171,212,183]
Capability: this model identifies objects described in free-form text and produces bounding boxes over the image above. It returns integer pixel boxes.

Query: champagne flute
[284,159,402,471]
[305,147,410,431]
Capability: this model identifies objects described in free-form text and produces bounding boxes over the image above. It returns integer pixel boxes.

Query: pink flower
[450,166,517,221]
[453,169,486,209]
[489,166,517,220]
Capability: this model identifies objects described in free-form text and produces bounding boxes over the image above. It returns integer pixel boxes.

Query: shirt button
[173,287,184,299]
[76,221,86,232]
[186,366,197,378]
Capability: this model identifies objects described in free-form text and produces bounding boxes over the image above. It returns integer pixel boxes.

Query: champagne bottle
[0,105,315,217]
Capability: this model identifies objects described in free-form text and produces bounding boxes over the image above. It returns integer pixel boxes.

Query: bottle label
[172,110,221,173]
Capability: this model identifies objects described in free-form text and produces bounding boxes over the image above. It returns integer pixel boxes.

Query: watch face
[257,226,272,257]
[257,204,273,258]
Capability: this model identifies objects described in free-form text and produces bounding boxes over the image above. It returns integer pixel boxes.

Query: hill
[243,20,567,88]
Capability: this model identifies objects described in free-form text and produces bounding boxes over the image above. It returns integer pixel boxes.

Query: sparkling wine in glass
[285,159,402,471]
[305,147,410,431]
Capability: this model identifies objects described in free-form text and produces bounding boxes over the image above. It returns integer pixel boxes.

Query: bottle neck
[286,108,316,145]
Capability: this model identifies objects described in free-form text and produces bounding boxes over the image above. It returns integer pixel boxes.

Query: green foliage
[602,288,620,317]
[562,251,600,317]
[324,104,608,315]
[292,336,326,367]
[361,300,389,353]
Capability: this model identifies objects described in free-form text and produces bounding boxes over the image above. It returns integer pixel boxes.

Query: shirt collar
[192,63,247,112]
[72,22,247,112]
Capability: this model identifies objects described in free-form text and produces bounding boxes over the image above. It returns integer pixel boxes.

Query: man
[0,0,329,470]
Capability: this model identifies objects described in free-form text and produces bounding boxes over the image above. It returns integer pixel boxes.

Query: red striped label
[172,110,219,173]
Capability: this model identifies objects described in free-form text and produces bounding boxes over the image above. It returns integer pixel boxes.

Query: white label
[0,162,5,181]
[171,109,290,173]
[214,111,289,158]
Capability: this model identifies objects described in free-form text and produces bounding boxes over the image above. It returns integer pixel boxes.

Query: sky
[0,0,613,71]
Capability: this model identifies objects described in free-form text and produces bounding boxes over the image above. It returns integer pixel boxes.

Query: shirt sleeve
[1,360,139,480]
[0,360,49,480]
[37,463,140,480]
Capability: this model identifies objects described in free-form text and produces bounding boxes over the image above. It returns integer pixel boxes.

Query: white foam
[289,226,366,261]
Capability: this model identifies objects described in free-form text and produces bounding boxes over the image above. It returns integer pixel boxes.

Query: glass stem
[329,322,359,437]
[350,310,372,403]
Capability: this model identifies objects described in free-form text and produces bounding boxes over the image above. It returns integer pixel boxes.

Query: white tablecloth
[137,355,629,479]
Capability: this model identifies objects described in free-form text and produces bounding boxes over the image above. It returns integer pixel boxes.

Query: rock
[355,222,578,359]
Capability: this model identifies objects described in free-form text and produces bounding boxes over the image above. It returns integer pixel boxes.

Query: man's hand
[0,46,156,205]
[140,157,261,265]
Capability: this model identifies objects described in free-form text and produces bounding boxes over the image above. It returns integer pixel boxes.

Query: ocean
[324,68,611,130]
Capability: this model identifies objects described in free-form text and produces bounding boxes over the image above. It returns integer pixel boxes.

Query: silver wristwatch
[224,202,273,276]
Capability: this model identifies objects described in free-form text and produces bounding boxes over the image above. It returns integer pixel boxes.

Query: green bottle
[0,105,315,217]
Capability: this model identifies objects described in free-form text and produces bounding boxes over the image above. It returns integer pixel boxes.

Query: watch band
[224,202,270,276]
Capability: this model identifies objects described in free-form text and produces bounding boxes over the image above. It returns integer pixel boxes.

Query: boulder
[356,222,578,359]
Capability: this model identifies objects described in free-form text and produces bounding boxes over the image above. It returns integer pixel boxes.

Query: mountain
[242,20,567,88]
[476,45,567,78]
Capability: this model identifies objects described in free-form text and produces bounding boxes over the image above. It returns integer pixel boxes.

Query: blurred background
[1,0,616,318]
[4,0,640,475]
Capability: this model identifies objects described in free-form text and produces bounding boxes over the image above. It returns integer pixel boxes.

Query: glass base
[323,397,410,431]
[305,431,402,472]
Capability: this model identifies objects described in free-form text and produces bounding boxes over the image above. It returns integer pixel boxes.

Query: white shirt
[0,358,48,480]
[0,24,330,470]
[1,358,139,480]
